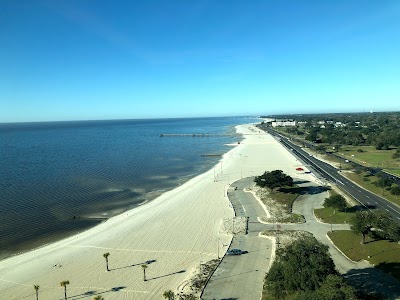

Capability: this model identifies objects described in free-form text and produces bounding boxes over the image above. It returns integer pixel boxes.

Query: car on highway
[227,248,247,255]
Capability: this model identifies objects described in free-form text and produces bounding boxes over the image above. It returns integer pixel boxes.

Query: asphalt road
[202,178,272,300]
[266,129,400,224]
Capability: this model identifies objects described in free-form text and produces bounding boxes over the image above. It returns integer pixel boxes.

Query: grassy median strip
[328,230,400,281]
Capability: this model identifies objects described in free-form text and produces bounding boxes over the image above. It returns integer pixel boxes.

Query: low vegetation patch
[261,230,312,249]
[328,230,400,281]
[267,187,301,212]
[254,170,305,223]
[174,259,220,299]
[255,186,304,223]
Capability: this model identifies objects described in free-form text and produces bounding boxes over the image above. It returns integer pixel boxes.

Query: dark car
[227,248,243,255]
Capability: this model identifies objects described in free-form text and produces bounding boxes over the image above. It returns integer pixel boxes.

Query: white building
[271,120,297,127]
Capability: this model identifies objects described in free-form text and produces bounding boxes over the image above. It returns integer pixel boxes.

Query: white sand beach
[0,124,312,299]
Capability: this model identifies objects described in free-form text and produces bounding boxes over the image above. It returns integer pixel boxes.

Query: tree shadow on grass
[375,262,400,283]
[344,266,400,299]
[346,205,377,213]
[293,180,310,185]
[279,186,329,195]
[146,269,186,281]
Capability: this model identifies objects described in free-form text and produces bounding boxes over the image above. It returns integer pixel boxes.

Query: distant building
[334,122,346,127]
[271,120,297,127]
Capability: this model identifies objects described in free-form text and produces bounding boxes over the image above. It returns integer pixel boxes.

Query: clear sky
[1,0,400,122]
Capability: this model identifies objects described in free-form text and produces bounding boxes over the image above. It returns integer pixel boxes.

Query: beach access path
[0,124,311,299]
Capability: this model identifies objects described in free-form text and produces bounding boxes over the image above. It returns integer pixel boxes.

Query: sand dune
[0,124,312,299]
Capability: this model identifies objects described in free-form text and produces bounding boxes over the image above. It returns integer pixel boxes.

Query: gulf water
[0,117,258,259]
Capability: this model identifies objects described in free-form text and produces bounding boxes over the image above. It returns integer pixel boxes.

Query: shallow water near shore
[0,116,258,259]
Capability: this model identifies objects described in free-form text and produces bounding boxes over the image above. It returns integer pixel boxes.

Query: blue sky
[1,0,400,122]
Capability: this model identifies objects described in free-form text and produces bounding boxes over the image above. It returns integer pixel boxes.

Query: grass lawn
[329,230,400,281]
[387,169,400,176]
[314,207,354,224]
[337,145,400,169]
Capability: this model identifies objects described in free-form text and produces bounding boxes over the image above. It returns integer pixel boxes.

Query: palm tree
[141,264,148,281]
[60,280,70,300]
[103,252,110,271]
[33,285,39,300]
[163,290,175,299]
[94,296,104,300]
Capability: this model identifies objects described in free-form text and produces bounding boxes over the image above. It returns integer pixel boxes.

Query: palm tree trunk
[144,269,146,281]
[106,258,109,271]
[36,290,39,300]
[64,286,67,300]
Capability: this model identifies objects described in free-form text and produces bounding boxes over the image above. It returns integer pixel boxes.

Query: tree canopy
[323,194,346,213]
[294,275,358,300]
[258,112,400,149]
[265,237,336,299]
[254,170,293,192]
[351,210,400,244]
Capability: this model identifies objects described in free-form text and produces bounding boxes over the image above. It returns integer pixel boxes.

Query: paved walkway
[202,178,273,300]
[203,179,400,300]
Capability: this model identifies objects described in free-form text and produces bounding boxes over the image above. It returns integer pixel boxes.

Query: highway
[265,129,400,223]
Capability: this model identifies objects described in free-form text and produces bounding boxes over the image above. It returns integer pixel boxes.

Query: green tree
[142,264,148,281]
[316,274,358,299]
[254,170,294,193]
[390,185,400,199]
[374,175,393,195]
[373,210,400,242]
[351,211,374,244]
[163,290,175,299]
[294,275,358,300]
[392,149,400,159]
[60,281,70,300]
[34,285,39,300]
[324,195,346,213]
[265,237,336,299]
[103,252,110,272]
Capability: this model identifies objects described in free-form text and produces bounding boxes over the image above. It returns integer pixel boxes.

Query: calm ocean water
[0,116,258,259]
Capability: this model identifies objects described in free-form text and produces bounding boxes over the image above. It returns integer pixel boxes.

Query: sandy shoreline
[0,123,312,299]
